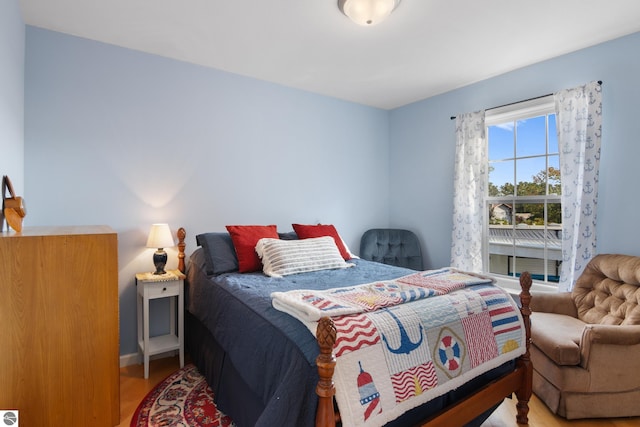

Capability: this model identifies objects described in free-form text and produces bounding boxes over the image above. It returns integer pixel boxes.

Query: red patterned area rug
[131,363,235,427]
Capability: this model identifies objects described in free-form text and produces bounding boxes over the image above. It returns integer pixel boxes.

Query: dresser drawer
[145,281,180,298]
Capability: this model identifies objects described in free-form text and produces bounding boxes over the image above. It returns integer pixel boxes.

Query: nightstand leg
[137,290,142,362]
[170,295,176,337]
[143,294,150,379]
[178,282,184,368]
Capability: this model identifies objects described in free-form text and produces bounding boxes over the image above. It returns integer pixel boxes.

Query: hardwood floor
[117,356,186,427]
[481,395,640,427]
[119,356,640,427]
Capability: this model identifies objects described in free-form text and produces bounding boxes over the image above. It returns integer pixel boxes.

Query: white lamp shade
[146,223,175,249]
[339,0,400,26]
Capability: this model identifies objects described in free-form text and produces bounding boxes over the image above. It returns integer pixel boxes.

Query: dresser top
[1,225,115,238]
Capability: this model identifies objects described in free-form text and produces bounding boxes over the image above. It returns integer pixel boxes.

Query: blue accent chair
[359,229,423,271]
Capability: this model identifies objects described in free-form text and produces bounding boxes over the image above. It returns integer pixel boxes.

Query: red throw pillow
[292,224,351,260]
[226,225,279,273]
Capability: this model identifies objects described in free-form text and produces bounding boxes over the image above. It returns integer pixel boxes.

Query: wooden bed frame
[176,227,533,427]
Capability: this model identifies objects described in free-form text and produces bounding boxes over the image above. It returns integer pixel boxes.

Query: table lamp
[146,223,175,275]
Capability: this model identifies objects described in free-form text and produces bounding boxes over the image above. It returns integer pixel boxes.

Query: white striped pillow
[255,236,354,278]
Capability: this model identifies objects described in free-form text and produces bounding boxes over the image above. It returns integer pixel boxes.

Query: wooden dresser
[0,226,120,426]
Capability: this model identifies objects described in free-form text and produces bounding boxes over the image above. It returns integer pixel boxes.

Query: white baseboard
[120,352,141,367]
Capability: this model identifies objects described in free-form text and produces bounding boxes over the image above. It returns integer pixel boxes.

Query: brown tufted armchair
[529,254,640,419]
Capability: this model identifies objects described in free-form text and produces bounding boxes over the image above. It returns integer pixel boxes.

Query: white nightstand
[136,269,185,379]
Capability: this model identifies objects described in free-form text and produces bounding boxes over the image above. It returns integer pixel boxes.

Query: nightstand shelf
[136,269,185,379]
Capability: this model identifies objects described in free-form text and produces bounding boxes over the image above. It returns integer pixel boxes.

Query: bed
[175,226,532,427]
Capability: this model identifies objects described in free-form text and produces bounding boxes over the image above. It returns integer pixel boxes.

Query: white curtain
[450,111,487,272]
[555,81,602,291]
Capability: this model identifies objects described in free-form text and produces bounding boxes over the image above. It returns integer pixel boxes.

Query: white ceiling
[19,0,640,110]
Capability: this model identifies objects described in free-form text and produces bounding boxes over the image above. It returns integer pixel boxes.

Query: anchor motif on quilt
[381,308,424,355]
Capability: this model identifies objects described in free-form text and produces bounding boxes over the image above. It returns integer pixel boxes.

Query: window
[484,96,560,284]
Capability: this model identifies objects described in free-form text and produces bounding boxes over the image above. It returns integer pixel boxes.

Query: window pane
[488,254,514,277]
[488,223,515,277]
[511,257,560,283]
[489,160,514,196]
[485,103,560,286]
[516,116,546,157]
[487,219,562,282]
[489,204,513,225]
[548,155,561,195]
[548,114,558,154]
[548,202,562,225]
[488,124,514,160]
[515,202,543,226]
[516,157,546,196]
[514,203,550,277]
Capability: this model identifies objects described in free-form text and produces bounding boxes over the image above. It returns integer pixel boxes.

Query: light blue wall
[0,0,24,190]
[21,23,640,357]
[24,27,391,356]
[389,32,640,269]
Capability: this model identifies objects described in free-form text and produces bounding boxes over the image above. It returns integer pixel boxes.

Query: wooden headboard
[177,227,186,273]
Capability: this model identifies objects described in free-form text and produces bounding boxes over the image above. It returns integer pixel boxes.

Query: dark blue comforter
[186,252,415,427]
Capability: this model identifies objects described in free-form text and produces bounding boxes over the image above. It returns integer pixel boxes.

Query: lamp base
[153,249,168,275]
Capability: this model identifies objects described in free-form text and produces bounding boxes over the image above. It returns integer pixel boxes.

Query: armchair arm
[530,291,577,317]
[579,325,640,391]
[581,324,640,346]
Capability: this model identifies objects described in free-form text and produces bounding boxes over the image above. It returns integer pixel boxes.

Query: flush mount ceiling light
[338,0,401,26]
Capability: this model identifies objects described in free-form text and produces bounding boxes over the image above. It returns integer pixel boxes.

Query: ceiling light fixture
[338,0,401,26]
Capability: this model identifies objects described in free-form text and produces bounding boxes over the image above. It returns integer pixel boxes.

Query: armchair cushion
[531,312,583,366]
[573,254,640,325]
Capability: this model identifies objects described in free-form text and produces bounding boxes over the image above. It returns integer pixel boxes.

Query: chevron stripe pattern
[334,314,380,358]
[390,362,438,403]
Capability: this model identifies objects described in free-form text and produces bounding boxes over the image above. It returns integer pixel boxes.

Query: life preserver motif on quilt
[434,327,466,378]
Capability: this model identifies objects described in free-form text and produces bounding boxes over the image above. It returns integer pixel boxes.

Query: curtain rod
[449,80,602,120]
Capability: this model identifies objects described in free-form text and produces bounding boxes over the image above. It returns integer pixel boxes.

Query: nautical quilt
[271,269,525,427]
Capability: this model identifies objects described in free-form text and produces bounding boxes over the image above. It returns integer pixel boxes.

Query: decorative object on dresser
[0,226,119,427]
[146,223,175,275]
[1,175,27,232]
[136,269,185,379]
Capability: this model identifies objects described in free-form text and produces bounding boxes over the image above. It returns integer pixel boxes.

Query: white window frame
[483,95,559,292]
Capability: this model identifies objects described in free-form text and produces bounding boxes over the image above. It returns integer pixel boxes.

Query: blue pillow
[195,232,239,275]
[278,231,299,240]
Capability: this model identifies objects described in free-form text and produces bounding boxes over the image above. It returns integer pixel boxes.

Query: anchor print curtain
[450,82,602,290]
[450,111,487,272]
[555,81,602,291]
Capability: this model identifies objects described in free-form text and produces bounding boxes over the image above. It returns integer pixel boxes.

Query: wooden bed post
[515,271,533,424]
[177,227,186,274]
[316,316,338,427]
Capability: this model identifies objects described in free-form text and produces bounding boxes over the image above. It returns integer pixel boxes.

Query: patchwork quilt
[271,268,525,427]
